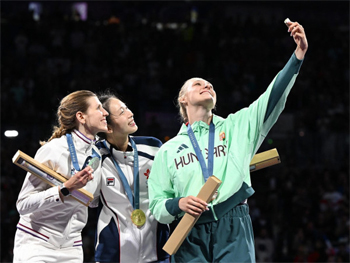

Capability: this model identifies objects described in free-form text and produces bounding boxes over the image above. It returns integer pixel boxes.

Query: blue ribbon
[187,121,215,181]
[66,133,100,172]
[102,138,140,209]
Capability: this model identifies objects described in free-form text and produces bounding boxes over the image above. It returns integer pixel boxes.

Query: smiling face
[106,98,138,138]
[181,78,217,110]
[78,96,109,137]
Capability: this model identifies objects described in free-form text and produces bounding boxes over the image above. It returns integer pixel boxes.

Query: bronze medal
[131,209,146,227]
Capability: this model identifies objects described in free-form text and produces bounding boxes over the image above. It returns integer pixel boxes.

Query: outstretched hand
[285,19,308,60]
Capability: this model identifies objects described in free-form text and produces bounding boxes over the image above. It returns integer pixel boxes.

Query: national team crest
[106,177,115,186]
[219,131,226,141]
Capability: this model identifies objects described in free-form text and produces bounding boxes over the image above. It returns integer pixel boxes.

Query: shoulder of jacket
[131,136,163,148]
[40,136,67,151]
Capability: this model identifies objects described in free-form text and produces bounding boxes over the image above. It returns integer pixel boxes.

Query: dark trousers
[172,204,255,263]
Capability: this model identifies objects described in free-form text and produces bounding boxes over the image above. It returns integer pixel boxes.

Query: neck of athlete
[76,125,95,140]
[107,134,129,152]
[187,106,213,125]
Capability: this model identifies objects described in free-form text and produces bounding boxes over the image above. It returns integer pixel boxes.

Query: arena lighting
[153,23,187,31]
[167,23,178,29]
[191,7,198,23]
[28,2,42,21]
[5,130,19,138]
[156,23,163,31]
[72,2,88,21]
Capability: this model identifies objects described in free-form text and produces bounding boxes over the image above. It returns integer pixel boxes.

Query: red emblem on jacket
[144,169,150,179]
[219,131,226,141]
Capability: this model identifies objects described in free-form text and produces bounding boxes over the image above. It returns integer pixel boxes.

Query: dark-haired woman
[94,92,169,263]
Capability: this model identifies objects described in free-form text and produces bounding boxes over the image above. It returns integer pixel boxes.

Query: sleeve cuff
[55,186,63,203]
[292,52,304,73]
[165,197,183,216]
[44,186,62,203]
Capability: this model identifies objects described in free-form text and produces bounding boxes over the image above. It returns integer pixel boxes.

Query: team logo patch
[177,144,189,153]
[106,177,115,186]
[219,131,225,141]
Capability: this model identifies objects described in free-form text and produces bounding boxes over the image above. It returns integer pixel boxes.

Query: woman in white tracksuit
[94,92,169,263]
[13,90,109,263]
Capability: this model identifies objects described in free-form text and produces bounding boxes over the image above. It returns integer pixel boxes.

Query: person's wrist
[295,46,307,60]
[60,183,71,196]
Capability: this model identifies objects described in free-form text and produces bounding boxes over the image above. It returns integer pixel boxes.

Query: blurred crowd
[1,1,349,262]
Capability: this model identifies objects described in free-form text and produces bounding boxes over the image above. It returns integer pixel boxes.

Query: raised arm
[285,18,308,60]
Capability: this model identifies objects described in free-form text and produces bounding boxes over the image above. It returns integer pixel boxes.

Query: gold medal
[131,209,146,227]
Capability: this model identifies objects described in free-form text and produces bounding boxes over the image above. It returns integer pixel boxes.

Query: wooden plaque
[12,150,93,206]
[163,175,222,255]
[249,148,280,172]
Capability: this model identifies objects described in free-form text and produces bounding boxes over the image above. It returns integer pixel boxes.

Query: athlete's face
[79,96,109,137]
[181,78,216,110]
[107,98,138,137]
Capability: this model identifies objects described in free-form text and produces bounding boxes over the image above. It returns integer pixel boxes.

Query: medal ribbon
[102,138,140,209]
[187,121,215,181]
[66,133,100,172]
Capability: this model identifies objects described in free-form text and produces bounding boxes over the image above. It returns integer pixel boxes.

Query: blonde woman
[149,20,308,262]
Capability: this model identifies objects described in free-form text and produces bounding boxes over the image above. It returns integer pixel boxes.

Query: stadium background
[1,1,349,262]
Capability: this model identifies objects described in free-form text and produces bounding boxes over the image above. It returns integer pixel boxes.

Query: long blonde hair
[41,90,96,145]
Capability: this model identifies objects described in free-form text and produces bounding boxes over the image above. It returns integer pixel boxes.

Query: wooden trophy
[12,150,93,206]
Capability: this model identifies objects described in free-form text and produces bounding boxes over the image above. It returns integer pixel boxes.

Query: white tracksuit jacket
[14,130,101,262]
[95,136,169,263]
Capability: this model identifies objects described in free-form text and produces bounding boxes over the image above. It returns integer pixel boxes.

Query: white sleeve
[16,178,62,215]
[16,143,64,215]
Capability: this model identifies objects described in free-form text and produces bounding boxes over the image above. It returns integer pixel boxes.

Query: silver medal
[88,157,100,171]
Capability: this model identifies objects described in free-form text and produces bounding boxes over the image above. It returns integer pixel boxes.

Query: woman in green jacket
[149,19,308,263]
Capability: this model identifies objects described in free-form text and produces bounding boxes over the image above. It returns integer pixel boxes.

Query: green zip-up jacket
[149,53,303,224]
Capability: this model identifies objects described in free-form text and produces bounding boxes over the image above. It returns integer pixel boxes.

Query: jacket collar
[103,137,134,154]
[177,114,224,135]
[71,129,95,153]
